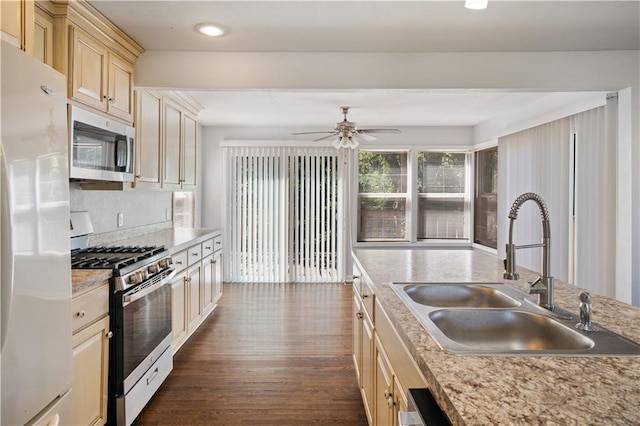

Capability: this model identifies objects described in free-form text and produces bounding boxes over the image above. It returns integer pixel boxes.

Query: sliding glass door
[225,146,342,283]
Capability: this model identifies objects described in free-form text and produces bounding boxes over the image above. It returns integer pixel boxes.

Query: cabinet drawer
[201,238,214,257]
[187,244,202,265]
[213,235,223,252]
[172,250,188,272]
[72,283,109,334]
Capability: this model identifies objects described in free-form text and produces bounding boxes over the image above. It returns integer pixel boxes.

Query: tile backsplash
[69,184,173,234]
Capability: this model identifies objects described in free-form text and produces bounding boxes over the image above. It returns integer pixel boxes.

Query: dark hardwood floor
[134,283,367,425]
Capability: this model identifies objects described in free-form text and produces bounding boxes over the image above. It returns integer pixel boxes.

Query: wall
[69,184,172,235]
[137,49,640,305]
[200,125,473,230]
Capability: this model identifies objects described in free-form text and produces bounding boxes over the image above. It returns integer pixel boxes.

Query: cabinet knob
[136,174,141,179]
[361,293,369,299]
[353,275,360,280]
[107,331,113,339]
[384,389,392,399]
[76,310,86,318]
[387,397,394,408]
[356,312,363,320]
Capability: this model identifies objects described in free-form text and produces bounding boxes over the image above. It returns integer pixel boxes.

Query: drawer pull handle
[205,246,212,250]
[146,367,159,385]
[361,293,369,299]
[76,310,86,318]
[192,252,199,256]
[175,261,183,265]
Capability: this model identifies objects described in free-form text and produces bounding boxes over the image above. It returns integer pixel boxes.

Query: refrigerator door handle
[1,152,14,352]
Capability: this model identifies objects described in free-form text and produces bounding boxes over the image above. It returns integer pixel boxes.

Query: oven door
[114,271,174,395]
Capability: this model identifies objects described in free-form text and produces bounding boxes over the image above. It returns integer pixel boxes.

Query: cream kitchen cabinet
[353,268,375,425]
[70,26,134,122]
[71,282,111,426]
[33,1,53,66]
[201,236,223,316]
[170,268,189,354]
[170,233,222,354]
[134,90,202,190]
[1,0,34,53]
[352,259,428,426]
[162,98,199,190]
[50,0,143,123]
[134,90,163,189]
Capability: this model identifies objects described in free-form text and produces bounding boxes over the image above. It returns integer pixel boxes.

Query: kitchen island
[353,248,640,425]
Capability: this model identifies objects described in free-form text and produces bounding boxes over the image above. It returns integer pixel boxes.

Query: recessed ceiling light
[465,0,488,10]
[195,23,227,37]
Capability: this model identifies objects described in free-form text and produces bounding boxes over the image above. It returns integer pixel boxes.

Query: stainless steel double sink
[390,282,640,356]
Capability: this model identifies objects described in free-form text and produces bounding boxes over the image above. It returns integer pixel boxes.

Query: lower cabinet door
[171,270,188,353]
[201,254,215,315]
[72,315,110,426]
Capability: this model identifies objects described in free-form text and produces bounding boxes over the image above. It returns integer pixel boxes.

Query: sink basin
[390,282,640,356]
[428,309,593,351]
[403,283,520,308]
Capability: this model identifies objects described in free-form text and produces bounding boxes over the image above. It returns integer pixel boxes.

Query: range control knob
[148,263,159,274]
[128,272,141,285]
[159,258,173,269]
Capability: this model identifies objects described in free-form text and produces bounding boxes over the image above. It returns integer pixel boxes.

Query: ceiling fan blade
[359,129,402,134]
[291,131,336,135]
[353,133,377,142]
[313,133,339,142]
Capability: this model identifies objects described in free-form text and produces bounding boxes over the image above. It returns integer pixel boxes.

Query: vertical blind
[498,118,571,282]
[571,101,617,298]
[225,146,342,283]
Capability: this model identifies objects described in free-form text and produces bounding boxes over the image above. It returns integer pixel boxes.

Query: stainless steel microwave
[69,105,135,182]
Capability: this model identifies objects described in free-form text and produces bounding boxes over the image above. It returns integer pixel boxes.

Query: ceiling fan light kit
[291,106,401,149]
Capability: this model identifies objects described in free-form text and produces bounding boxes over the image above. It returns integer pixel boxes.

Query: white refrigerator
[1,42,73,425]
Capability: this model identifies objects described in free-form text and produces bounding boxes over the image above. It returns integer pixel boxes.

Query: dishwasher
[398,388,451,426]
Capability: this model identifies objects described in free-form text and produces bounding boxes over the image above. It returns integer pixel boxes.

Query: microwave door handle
[127,136,134,173]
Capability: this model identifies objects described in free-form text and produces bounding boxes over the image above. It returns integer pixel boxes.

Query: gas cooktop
[71,245,167,272]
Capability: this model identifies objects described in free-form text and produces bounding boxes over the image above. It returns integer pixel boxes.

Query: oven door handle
[122,269,176,307]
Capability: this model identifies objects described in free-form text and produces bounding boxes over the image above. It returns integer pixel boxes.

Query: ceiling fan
[292,106,401,149]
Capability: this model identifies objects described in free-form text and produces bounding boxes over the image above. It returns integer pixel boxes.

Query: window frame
[354,148,472,246]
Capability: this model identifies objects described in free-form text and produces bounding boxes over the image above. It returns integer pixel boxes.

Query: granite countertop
[352,248,640,425]
[72,269,112,295]
[71,227,222,294]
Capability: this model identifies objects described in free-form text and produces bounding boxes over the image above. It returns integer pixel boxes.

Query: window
[417,152,467,240]
[357,152,408,241]
[357,150,470,243]
[474,147,498,249]
[173,192,195,228]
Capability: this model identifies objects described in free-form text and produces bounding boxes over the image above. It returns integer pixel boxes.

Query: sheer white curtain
[498,118,571,281]
[571,99,617,297]
[225,146,342,283]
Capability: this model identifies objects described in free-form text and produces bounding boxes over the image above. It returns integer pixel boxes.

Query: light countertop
[352,247,640,425]
[71,227,222,294]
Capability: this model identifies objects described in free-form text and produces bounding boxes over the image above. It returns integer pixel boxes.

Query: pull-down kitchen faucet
[503,192,554,310]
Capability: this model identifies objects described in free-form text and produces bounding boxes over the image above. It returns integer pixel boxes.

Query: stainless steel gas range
[70,217,175,425]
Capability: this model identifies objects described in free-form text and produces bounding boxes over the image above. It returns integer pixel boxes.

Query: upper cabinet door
[1,0,34,53]
[182,113,197,190]
[107,53,134,122]
[71,27,108,111]
[135,90,163,189]
[33,5,53,66]
[163,100,183,189]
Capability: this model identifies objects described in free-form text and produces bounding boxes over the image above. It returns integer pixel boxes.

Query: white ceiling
[89,1,639,127]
